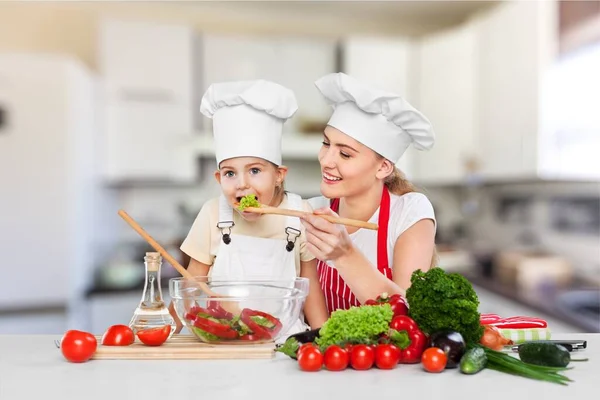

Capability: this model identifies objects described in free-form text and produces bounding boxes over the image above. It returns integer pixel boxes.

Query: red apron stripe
[318,187,394,315]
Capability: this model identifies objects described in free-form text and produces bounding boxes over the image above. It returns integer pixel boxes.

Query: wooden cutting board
[91,334,276,360]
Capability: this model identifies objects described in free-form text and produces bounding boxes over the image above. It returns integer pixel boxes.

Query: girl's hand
[301,208,354,262]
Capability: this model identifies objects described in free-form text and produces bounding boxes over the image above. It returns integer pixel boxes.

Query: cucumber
[518,343,571,367]
[460,347,487,375]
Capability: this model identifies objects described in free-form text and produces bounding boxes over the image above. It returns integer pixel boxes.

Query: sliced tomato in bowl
[136,325,172,346]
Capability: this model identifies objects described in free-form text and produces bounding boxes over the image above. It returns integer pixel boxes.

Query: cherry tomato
[389,315,418,333]
[101,324,135,346]
[343,343,354,353]
[350,344,375,370]
[364,299,378,306]
[323,345,349,371]
[375,344,400,369]
[60,330,97,363]
[297,342,317,357]
[297,346,323,372]
[136,325,171,346]
[422,347,447,373]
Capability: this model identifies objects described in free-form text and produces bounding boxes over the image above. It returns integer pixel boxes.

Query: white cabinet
[413,23,478,185]
[99,18,194,106]
[98,18,196,182]
[475,0,559,181]
[340,36,416,177]
[200,33,337,133]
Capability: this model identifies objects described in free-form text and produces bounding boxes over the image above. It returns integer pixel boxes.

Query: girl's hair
[382,163,439,270]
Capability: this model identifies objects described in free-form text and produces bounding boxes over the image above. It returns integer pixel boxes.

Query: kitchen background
[0,0,598,336]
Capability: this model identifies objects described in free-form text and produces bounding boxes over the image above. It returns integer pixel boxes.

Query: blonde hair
[382,164,439,269]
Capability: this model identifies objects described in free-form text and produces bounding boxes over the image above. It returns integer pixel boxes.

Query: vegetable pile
[276,293,428,371]
[237,194,260,211]
[406,267,484,346]
[184,303,282,342]
[275,268,589,384]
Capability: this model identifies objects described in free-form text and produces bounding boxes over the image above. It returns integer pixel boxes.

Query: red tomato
[323,345,349,371]
[297,342,317,357]
[297,346,323,372]
[343,343,354,353]
[389,315,418,333]
[350,344,375,370]
[60,330,97,363]
[136,325,171,346]
[101,324,135,346]
[375,344,400,369]
[422,347,447,373]
[364,299,378,306]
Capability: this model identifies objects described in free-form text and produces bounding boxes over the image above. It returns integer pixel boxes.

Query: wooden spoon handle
[117,210,218,297]
[242,206,379,230]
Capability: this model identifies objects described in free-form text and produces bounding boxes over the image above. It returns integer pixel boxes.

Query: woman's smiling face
[317,126,385,199]
[215,156,287,221]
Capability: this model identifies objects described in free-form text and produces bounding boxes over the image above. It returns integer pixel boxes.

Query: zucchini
[518,343,571,367]
[460,347,487,375]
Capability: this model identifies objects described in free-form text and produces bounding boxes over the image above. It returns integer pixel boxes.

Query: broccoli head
[405,267,484,345]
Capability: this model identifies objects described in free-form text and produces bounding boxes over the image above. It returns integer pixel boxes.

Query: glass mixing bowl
[169,277,309,344]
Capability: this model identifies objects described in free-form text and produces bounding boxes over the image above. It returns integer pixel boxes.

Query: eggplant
[286,328,321,344]
[429,331,466,369]
[275,328,321,359]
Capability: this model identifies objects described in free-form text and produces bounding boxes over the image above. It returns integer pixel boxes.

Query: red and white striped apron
[317,186,392,314]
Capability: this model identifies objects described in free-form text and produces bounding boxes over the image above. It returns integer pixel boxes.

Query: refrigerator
[0,53,118,332]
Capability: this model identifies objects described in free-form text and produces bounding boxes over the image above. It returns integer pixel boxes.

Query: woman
[301,72,438,315]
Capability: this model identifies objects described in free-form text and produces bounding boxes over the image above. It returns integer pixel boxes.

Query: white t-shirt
[308,192,436,269]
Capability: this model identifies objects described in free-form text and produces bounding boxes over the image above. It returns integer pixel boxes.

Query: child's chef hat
[314,73,435,163]
[200,79,298,166]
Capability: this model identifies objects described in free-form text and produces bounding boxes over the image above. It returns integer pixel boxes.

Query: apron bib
[211,193,310,338]
[317,186,392,314]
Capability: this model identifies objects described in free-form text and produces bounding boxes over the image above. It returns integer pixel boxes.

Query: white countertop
[1,333,597,399]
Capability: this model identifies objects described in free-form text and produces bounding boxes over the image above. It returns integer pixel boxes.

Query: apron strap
[284,192,302,252]
[217,195,235,245]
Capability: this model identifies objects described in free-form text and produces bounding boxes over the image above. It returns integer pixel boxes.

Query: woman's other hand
[300,207,354,262]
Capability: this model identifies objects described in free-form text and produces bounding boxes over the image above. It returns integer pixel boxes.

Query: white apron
[209,193,310,341]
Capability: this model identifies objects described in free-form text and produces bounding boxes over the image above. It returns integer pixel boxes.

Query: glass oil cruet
[128,252,176,337]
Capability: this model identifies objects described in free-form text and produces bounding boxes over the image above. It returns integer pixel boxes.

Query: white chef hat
[200,79,298,166]
[314,73,435,163]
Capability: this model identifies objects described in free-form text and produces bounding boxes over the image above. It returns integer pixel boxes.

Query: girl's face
[318,126,390,199]
[215,156,287,221]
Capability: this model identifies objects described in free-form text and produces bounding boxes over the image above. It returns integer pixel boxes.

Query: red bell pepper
[389,315,427,364]
[184,305,211,322]
[193,316,239,340]
[206,300,234,320]
[240,308,282,340]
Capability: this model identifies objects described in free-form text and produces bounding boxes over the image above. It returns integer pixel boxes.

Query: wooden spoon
[236,204,378,230]
[117,210,241,314]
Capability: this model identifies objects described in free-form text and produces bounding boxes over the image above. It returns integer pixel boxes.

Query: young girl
[170,79,329,334]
